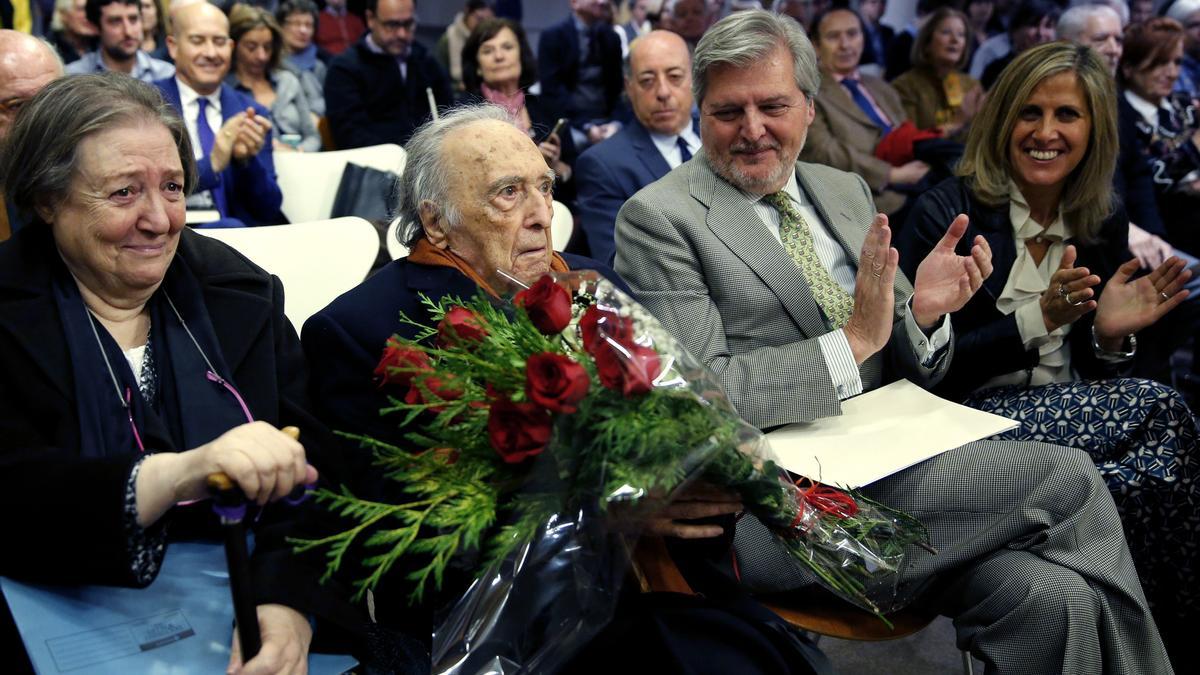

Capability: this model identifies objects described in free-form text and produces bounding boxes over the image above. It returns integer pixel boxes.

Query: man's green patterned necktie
[763,191,854,328]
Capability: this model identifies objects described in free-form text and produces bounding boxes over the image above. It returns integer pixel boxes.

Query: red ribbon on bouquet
[788,478,860,532]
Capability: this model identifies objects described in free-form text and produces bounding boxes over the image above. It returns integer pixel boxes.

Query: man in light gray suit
[615,10,1173,674]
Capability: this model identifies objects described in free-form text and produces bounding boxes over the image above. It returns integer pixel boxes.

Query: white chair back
[385,218,410,260]
[194,217,378,330]
[273,144,406,223]
[551,200,573,252]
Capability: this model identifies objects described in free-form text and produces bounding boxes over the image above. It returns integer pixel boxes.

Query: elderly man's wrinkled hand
[227,604,311,675]
[1128,223,1173,269]
[612,481,742,539]
[844,213,898,365]
[911,214,990,329]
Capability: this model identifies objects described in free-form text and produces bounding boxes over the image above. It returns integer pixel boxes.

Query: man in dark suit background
[155,1,283,227]
[324,0,452,149]
[537,0,624,148]
[575,29,699,264]
[615,10,1173,673]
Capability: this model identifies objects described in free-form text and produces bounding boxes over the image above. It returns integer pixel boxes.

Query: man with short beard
[66,0,173,82]
[616,11,1173,673]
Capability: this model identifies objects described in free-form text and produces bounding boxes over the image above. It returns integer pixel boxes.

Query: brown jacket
[892,65,981,141]
[800,68,909,215]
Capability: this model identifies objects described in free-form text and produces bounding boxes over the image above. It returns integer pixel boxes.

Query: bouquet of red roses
[294,271,930,673]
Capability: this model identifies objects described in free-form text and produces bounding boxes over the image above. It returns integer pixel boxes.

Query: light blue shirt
[65,50,175,83]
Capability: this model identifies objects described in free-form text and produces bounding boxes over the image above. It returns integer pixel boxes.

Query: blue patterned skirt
[963,378,1198,627]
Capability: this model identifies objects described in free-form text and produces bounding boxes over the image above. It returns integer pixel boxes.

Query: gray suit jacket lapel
[689,153,829,339]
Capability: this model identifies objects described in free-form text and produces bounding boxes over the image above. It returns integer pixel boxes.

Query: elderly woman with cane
[0,73,334,674]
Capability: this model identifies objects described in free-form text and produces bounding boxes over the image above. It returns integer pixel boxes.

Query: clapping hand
[1093,256,1191,346]
[911,214,991,329]
[844,213,899,365]
[1039,245,1100,332]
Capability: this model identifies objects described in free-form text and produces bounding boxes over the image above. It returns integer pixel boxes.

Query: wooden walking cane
[206,425,304,663]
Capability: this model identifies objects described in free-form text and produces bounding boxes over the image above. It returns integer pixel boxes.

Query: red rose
[437,306,488,347]
[374,338,433,388]
[592,341,662,397]
[580,305,634,352]
[514,275,573,335]
[404,375,464,409]
[525,352,590,413]
[487,398,553,463]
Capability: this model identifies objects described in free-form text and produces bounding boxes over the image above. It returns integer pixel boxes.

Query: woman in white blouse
[899,42,1197,667]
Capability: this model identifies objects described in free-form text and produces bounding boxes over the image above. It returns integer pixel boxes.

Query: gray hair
[398,103,515,248]
[0,72,197,226]
[692,9,818,105]
[1059,3,1122,40]
[1167,0,1200,23]
[1073,0,1129,26]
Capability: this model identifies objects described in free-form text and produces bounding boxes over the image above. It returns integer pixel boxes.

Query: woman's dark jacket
[899,176,1131,399]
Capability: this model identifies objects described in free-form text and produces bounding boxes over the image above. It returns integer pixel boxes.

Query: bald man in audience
[576,30,700,264]
[0,30,63,241]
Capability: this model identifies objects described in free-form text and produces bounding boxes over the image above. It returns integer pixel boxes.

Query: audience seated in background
[227,3,320,152]
[1130,0,1155,25]
[461,17,577,206]
[892,7,983,141]
[139,0,168,60]
[324,0,452,149]
[661,0,712,50]
[537,0,624,147]
[1166,0,1200,98]
[0,29,62,241]
[964,0,999,56]
[302,103,833,675]
[615,0,651,56]
[899,43,1197,669]
[883,0,954,81]
[314,0,362,56]
[977,0,1059,90]
[771,0,827,33]
[435,0,493,91]
[0,72,333,675]
[1118,17,1200,255]
[801,7,926,218]
[277,0,328,117]
[157,1,285,226]
[614,11,1174,673]
[65,0,172,80]
[51,0,96,62]
[576,29,697,264]
[857,0,891,75]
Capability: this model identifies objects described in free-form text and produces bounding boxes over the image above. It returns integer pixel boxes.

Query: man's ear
[420,200,450,249]
[167,34,177,61]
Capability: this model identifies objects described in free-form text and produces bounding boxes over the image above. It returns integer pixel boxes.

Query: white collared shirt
[748,171,952,400]
[1124,89,1171,133]
[648,125,702,169]
[984,183,1073,389]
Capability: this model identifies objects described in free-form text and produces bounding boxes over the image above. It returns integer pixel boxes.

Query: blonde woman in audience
[899,43,1198,668]
[892,6,985,140]
[227,3,321,152]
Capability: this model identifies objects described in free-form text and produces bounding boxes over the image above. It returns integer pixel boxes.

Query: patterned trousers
[964,378,1198,662]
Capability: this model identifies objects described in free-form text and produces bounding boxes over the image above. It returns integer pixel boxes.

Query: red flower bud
[374,338,433,388]
[514,275,573,335]
[525,352,590,413]
[487,398,553,463]
[404,375,464,410]
[437,306,488,347]
[580,305,634,352]
[592,341,661,397]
